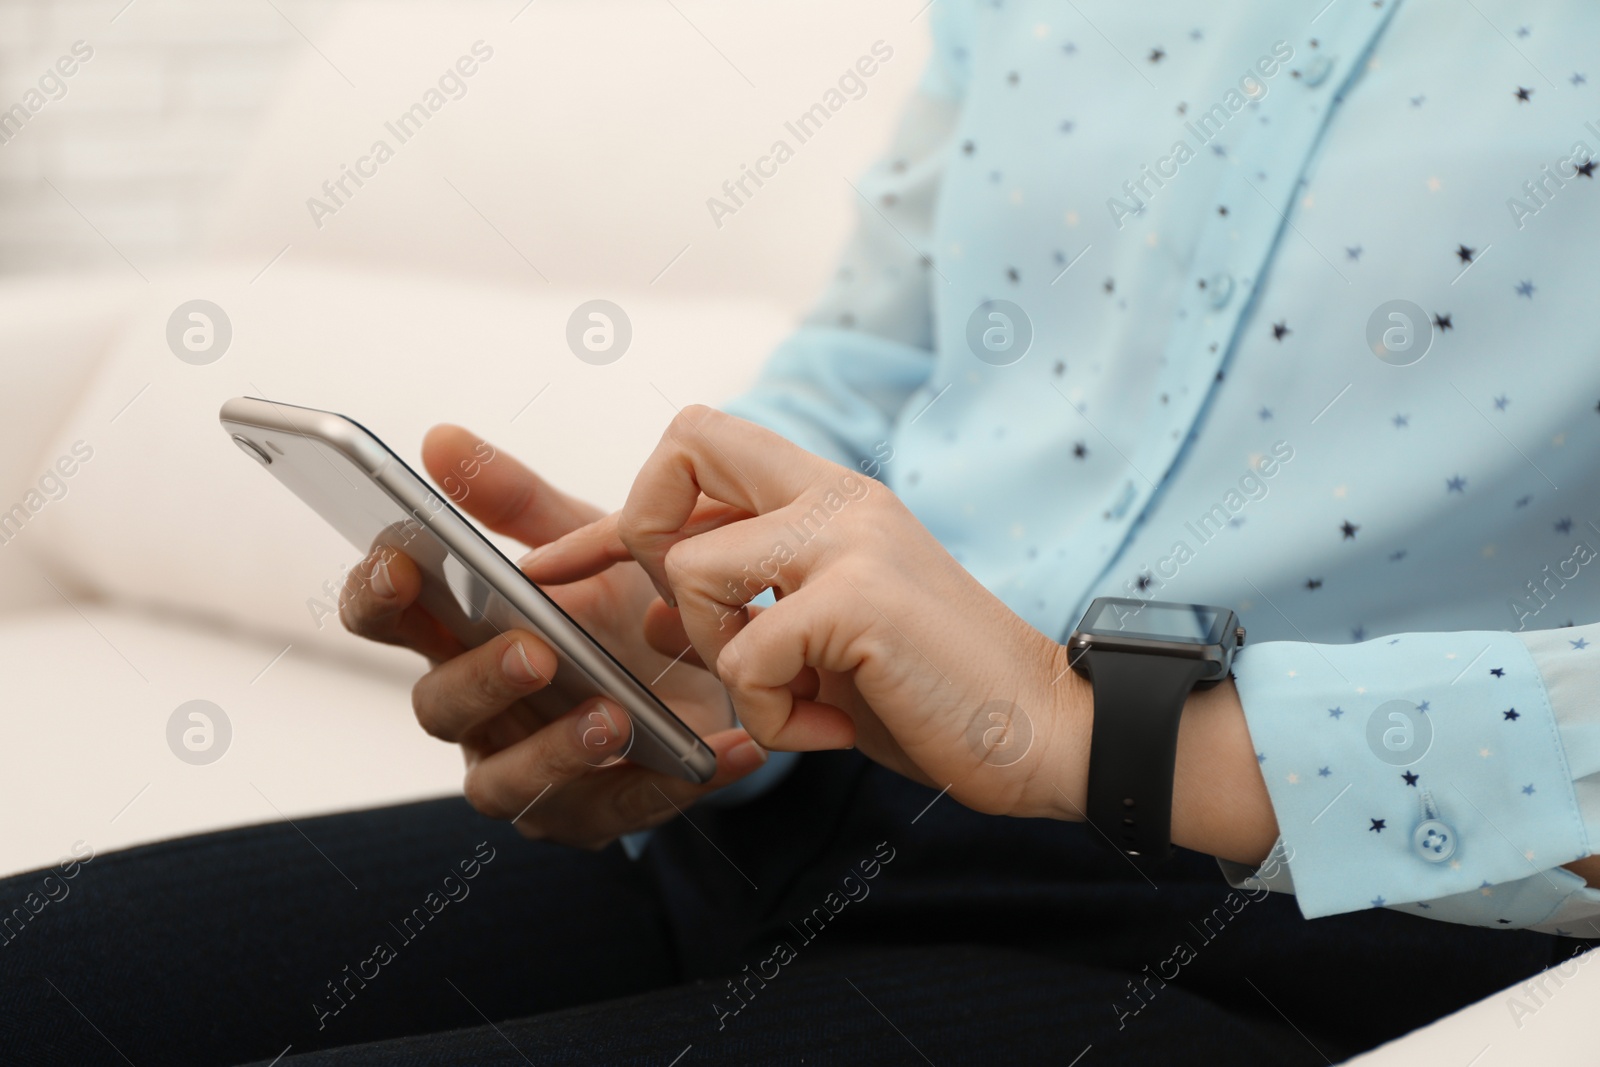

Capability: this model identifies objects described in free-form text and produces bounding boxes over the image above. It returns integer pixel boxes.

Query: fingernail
[727,738,768,775]
[518,545,549,569]
[371,557,395,599]
[501,640,542,685]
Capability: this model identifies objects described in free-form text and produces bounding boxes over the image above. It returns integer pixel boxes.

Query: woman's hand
[524,407,1089,821]
[339,424,769,850]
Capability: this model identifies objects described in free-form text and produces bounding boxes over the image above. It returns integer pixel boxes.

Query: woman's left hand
[524,406,1089,820]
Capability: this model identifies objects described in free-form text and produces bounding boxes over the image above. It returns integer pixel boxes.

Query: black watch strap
[1083,650,1208,864]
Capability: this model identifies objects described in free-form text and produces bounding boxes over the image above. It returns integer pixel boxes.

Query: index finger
[522,495,750,587]
[615,406,829,597]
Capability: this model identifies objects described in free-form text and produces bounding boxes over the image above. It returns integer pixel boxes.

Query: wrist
[1023,651,1277,869]
[1014,640,1093,823]
[1170,677,1278,866]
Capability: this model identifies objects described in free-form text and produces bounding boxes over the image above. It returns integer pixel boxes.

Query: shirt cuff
[1218,837,1600,935]
[1228,627,1596,928]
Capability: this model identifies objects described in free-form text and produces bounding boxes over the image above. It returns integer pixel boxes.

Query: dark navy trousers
[0,749,1568,1065]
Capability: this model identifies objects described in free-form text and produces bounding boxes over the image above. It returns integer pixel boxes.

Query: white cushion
[1344,944,1600,1064]
[0,274,142,612]
[0,602,460,878]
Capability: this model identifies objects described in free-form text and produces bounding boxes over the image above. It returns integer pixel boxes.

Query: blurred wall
[0,0,330,274]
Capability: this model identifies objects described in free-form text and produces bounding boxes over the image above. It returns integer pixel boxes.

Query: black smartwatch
[1067,597,1245,864]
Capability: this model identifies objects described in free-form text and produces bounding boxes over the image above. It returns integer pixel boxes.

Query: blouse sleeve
[720,2,973,468]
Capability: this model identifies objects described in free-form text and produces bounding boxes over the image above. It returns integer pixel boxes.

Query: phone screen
[241,427,498,637]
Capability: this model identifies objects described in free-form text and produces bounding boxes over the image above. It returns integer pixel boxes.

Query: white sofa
[0,1,1587,1061]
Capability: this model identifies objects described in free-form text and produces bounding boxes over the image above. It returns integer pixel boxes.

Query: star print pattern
[1228,623,1600,931]
[721,0,1600,934]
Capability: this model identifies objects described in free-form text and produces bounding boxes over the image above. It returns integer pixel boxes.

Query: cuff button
[1412,819,1456,863]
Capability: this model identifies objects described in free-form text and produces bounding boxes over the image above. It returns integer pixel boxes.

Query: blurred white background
[0,0,928,873]
[0,0,305,272]
[0,3,1588,1060]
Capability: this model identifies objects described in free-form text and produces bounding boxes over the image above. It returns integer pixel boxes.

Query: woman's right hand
[338,425,769,850]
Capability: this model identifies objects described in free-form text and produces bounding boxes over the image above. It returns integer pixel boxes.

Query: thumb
[422,424,603,547]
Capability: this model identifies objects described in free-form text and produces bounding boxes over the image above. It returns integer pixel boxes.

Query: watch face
[1076,598,1227,645]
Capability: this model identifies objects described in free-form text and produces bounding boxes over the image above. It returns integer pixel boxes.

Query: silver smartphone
[219,396,719,783]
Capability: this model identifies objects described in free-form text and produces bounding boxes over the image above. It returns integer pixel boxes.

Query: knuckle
[614,509,646,554]
[852,470,890,501]
[460,765,506,820]
[667,404,714,440]
[741,717,780,750]
[467,647,511,709]
[843,473,889,514]
[616,513,675,573]
[828,555,876,596]
[410,677,453,741]
[336,557,395,637]
[337,587,372,636]
[716,639,751,690]
[664,411,695,444]
[661,538,696,588]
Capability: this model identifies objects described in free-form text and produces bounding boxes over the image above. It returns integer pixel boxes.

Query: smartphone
[219,396,719,783]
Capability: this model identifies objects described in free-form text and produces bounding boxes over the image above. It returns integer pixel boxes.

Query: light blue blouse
[716,0,1600,933]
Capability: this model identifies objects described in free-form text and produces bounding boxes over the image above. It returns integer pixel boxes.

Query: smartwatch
[1067,597,1245,864]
